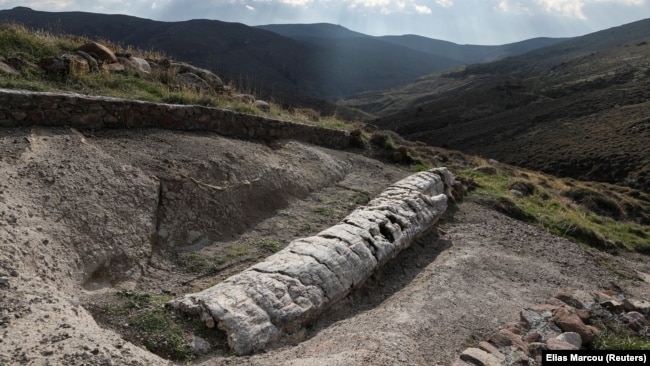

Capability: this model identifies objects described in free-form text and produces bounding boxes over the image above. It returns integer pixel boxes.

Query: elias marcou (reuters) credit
[543,350,649,365]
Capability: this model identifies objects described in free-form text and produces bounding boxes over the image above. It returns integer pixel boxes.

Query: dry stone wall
[0,89,351,148]
[169,168,457,355]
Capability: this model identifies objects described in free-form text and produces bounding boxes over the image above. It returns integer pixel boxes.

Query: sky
[1,0,649,44]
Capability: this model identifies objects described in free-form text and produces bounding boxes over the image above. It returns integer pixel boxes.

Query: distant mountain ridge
[258,23,568,65]
[360,18,650,191]
[0,7,566,101]
[256,23,371,40]
[379,35,569,64]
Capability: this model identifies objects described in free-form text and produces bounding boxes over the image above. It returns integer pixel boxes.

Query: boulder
[38,57,67,75]
[5,56,40,73]
[254,100,271,113]
[131,57,152,74]
[191,336,211,355]
[170,61,224,91]
[527,342,547,358]
[176,72,212,93]
[523,332,542,343]
[550,306,595,344]
[39,54,91,75]
[234,94,255,103]
[623,311,646,331]
[477,341,505,360]
[105,63,125,73]
[546,338,579,350]
[504,321,530,335]
[601,299,625,313]
[62,53,90,75]
[556,332,582,348]
[520,307,553,329]
[497,329,529,355]
[117,56,151,75]
[74,50,99,71]
[623,298,650,315]
[75,42,117,64]
[555,288,596,310]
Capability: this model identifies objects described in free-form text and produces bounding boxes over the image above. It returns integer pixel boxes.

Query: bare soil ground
[1,126,649,365]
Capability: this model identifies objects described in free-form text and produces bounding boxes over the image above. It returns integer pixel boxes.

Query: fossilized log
[169,168,457,355]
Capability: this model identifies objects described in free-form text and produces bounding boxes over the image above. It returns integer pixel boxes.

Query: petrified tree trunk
[169,168,457,355]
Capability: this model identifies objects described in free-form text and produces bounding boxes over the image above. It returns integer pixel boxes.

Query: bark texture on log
[169,168,457,355]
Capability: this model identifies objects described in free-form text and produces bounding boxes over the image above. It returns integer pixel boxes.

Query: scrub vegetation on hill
[358,19,650,193]
[0,23,365,128]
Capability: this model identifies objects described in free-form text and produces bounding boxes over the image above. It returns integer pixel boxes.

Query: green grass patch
[108,290,191,362]
[0,23,364,130]
[252,239,283,253]
[592,318,650,350]
[0,23,78,61]
[180,239,284,276]
[348,191,370,207]
[460,168,650,252]
[410,163,432,172]
[313,206,335,217]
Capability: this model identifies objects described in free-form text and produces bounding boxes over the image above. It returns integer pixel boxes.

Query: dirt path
[1,126,649,365]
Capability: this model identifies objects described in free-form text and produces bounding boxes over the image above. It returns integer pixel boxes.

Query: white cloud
[278,0,313,5]
[496,0,647,19]
[246,4,255,10]
[536,0,588,19]
[344,0,451,13]
[414,3,432,13]
[4,0,76,10]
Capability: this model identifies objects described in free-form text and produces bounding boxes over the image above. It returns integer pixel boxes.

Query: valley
[352,18,650,192]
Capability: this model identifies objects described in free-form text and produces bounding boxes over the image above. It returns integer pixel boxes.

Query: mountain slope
[256,23,371,40]
[369,18,650,191]
[259,23,568,65]
[0,7,459,99]
[379,35,568,64]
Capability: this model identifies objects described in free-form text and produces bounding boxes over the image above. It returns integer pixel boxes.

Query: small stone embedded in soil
[546,338,579,350]
[460,348,502,366]
[556,332,582,348]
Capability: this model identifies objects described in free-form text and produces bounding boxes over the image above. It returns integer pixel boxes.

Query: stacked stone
[169,168,457,355]
[453,288,650,366]
[0,89,351,149]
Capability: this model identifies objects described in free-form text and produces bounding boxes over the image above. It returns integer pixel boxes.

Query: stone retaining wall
[169,168,458,355]
[0,89,351,148]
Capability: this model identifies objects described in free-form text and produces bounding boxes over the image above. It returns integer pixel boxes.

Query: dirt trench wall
[0,89,351,148]
[169,168,457,355]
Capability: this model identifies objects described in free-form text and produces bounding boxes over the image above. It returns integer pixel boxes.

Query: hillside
[378,35,568,64]
[0,7,567,101]
[1,16,650,366]
[0,7,454,100]
[257,23,567,65]
[357,18,650,192]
